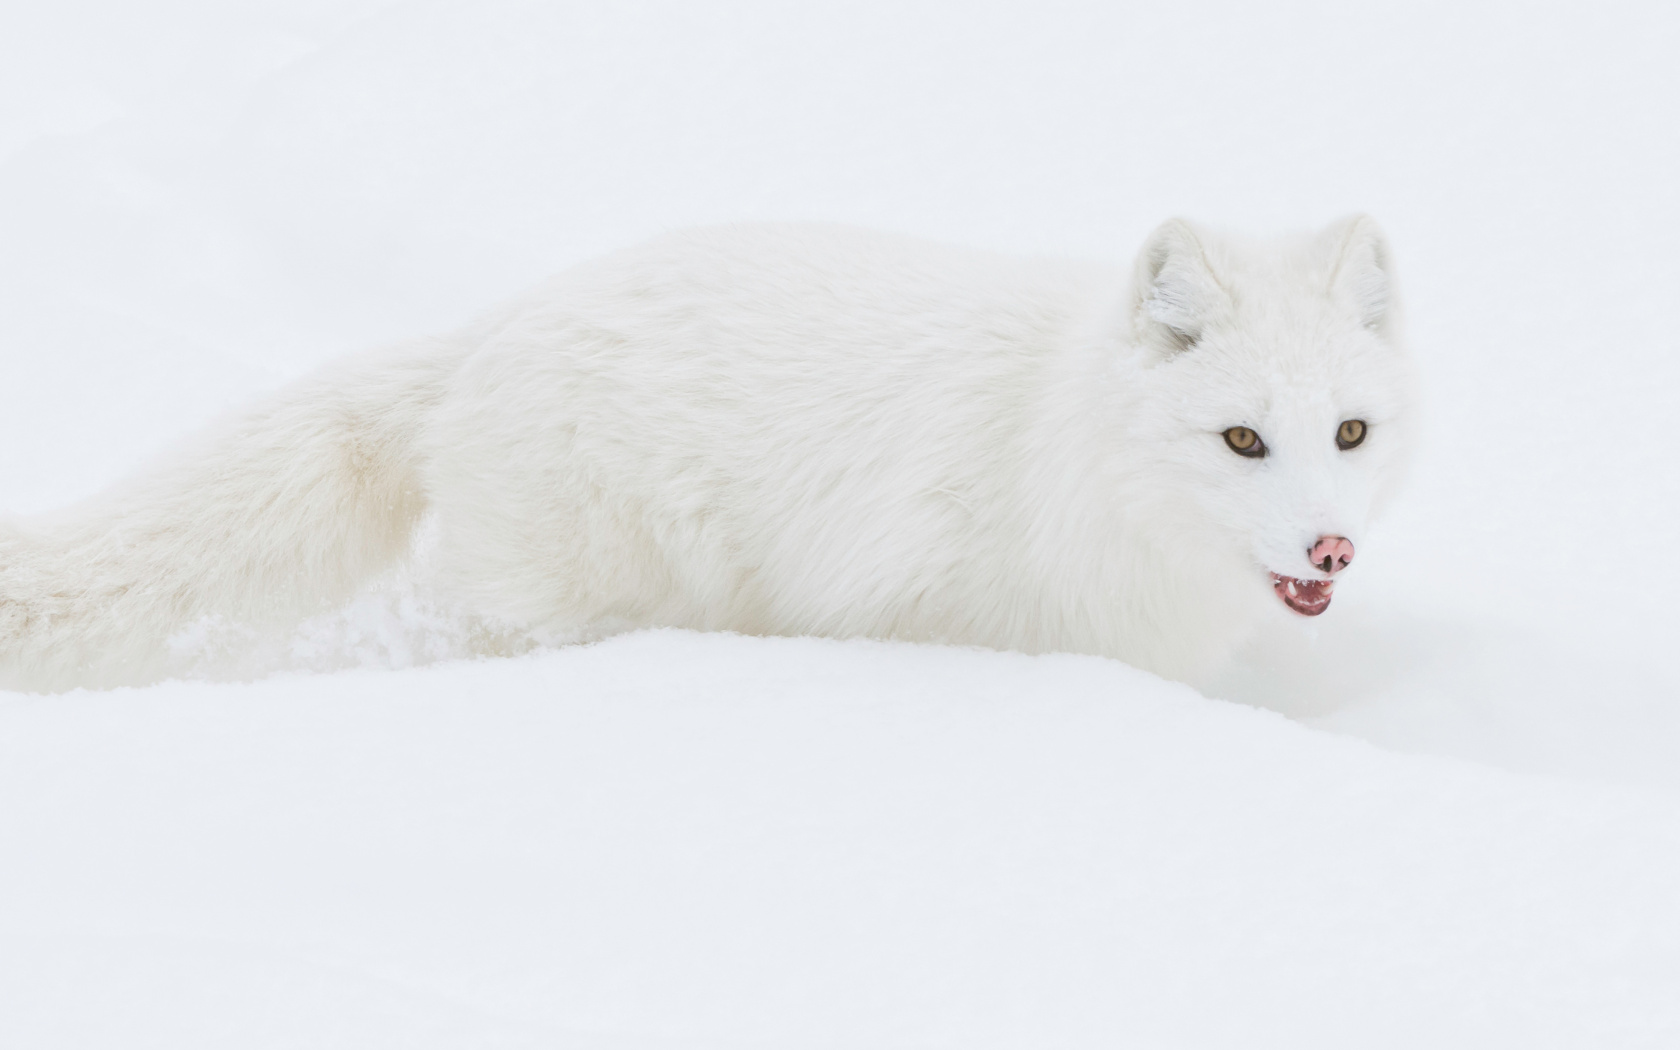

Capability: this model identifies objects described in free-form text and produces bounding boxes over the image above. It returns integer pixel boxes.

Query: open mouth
[1271,573,1333,616]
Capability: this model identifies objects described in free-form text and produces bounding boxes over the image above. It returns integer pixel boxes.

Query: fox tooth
[1286,581,1297,597]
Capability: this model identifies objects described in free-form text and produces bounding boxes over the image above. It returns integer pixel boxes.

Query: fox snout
[1308,535,1355,576]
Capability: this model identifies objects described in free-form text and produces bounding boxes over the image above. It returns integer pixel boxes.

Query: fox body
[0,219,1415,690]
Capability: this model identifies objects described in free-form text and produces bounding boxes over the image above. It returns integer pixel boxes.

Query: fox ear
[1131,219,1230,354]
[1323,214,1395,333]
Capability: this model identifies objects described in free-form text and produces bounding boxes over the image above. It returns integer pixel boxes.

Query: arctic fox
[0,218,1414,691]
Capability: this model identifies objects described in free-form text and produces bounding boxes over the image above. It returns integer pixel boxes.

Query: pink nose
[1308,535,1355,575]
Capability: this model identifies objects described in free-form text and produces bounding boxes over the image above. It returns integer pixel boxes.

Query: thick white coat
[0,220,1416,690]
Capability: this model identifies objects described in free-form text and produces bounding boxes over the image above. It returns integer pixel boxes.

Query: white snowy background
[3,1,1679,1046]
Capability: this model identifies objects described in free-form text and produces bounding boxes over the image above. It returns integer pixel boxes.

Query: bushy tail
[0,339,467,690]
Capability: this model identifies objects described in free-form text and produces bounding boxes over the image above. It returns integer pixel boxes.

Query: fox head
[1115,215,1418,622]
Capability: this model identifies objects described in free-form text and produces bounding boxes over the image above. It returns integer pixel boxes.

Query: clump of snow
[165,520,550,682]
[3,1,1680,1045]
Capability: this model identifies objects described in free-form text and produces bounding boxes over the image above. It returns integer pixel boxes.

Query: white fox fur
[0,219,1415,691]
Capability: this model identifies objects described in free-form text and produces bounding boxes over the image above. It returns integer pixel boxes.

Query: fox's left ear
[1322,215,1396,335]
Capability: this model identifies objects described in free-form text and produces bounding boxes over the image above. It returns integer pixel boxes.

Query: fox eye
[1223,426,1265,458]
[1336,419,1367,450]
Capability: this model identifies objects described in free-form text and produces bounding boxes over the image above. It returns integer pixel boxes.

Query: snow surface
[3,1,1680,1045]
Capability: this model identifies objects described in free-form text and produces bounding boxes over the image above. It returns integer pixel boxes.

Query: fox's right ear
[1131,219,1230,355]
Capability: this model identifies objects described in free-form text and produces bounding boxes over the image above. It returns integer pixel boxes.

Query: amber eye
[1223,426,1266,458]
[1336,419,1367,450]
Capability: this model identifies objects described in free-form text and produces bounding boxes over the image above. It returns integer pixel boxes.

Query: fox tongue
[1272,573,1333,616]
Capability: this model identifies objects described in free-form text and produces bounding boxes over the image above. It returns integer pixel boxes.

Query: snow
[9,633,1680,1047]
[3,1,1680,1045]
